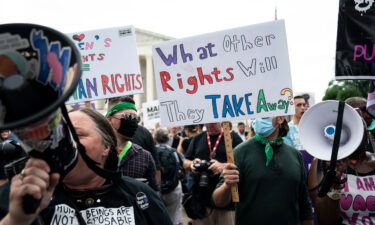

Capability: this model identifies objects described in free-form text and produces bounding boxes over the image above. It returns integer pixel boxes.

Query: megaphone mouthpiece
[323,124,349,144]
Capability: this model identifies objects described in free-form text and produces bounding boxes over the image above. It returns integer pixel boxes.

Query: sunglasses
[113,112,140,123]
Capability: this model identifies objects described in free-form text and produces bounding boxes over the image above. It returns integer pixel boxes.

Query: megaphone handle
[23,194,41,214]
[318,170,336,198]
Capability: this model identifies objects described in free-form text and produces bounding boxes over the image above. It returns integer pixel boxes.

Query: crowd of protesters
[1,93,375,225]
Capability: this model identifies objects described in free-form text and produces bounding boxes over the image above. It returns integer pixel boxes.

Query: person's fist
[222,163,239,187]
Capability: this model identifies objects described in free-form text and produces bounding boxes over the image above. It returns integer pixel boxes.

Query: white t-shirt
[340,173,375,224]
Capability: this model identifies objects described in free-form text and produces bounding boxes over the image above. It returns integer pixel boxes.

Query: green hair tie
[106,102,137,116]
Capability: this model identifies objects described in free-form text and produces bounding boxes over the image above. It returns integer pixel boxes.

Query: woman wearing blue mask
[212,116,314,225]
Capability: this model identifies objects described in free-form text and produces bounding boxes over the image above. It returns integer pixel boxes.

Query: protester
[107,96,161,183]
[177,125,200,155]
[246,121,256,139]
[284,95,308,150]
[0,107,172,225]
[236,122,248,141]
[212,117,314,225]
[346,96,375,153]
[154,128,184,225]
[183,122,242,225]
[0,130,20,144]
[176,124,201,225]
[168,126,183,149]
[302,93,311,109]
[307,100,375,225]
[106,101,159,191]
[0,131,27,186]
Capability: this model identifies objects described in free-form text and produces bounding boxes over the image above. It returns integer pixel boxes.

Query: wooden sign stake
[222,122,240,202]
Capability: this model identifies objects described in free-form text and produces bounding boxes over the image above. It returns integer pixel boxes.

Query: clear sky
[1,0,339,102]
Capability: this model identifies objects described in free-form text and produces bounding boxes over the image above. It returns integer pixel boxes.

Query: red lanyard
[206,131,223,159]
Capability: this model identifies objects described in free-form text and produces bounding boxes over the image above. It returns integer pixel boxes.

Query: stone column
[146,54,154,102]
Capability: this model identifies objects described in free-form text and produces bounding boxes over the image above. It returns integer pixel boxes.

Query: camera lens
[199,172,209,187]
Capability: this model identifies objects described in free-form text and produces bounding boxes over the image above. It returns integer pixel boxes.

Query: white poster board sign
[142,100,161,130]
[153,20,295,127]
[66,26,143,104]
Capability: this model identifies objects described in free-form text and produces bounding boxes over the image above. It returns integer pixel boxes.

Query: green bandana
[253,134,283,167]
[106,102,137,116]
[368,119,375,131]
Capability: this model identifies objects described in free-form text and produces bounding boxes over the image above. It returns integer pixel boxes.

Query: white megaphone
[299,100,364,161]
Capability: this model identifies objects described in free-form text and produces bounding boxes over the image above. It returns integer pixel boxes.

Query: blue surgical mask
[252,118,276,137]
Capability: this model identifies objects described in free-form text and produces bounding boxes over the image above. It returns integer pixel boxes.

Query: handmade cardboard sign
[153,20,294,126]
[142,100,161,130]
[66,26,143,104]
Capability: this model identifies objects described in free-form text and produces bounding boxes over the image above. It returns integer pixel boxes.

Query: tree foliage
[322,80,370,101]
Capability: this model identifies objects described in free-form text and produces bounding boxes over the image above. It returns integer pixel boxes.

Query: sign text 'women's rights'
[66,26,143,104]
[153,20,295,127]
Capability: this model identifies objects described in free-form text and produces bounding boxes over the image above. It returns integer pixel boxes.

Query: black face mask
[117,118,138,138]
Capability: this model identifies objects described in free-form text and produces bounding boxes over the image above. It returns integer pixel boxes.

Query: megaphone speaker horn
[299,100,364,161]
[0,23,81,130]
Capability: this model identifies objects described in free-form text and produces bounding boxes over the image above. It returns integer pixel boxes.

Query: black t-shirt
[171,136,180,149]
[0,177,172,225]
[181,138,191,154]
[132,125,160,170]
[185,131,242,209]
[185,131,243,162]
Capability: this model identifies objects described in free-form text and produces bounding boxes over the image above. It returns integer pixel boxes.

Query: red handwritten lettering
[224,68,235,81]
[101,74,113,94]
[160,71,174,91]
[135,74,143,90]
[115,73,124,93]
[197,67,213,85]
[186,76,198,94]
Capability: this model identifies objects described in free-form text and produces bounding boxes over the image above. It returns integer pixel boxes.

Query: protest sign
[153,20,294,127]
[336,0,375,79]
[51,204,135,225]
[66,26,143,104]
[142,100,161,129]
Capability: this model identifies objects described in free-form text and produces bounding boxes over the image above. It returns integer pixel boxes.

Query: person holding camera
[0,108,172,225]
[0,139,28,186]
[212,116,314,225]
[183,122,242,225]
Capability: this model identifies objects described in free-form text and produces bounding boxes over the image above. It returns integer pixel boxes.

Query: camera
[193,160,212,187]
[0,141,28,180]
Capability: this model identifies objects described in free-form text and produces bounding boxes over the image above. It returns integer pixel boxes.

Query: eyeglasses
[113,112,140,123]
